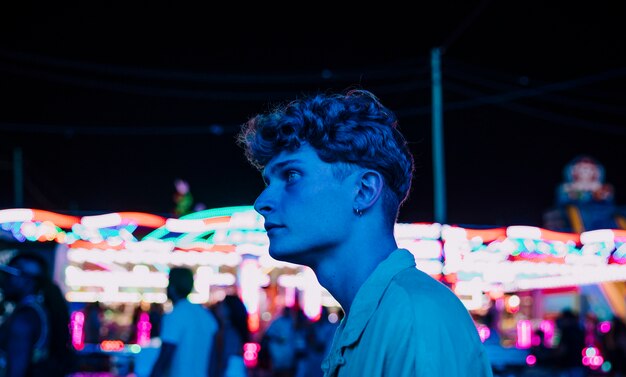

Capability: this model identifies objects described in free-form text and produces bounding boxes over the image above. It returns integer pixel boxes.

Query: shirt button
[337,357,346,365]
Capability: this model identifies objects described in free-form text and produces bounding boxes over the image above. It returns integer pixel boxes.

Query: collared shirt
[321,249,493,377]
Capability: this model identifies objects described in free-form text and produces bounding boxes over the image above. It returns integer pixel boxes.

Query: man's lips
[264,222,284,232]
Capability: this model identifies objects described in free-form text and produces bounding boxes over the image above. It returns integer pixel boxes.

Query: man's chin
[268,248,302,265]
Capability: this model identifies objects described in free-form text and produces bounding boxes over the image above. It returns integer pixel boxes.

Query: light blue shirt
[160,299,218,377]
[322,249,493,377]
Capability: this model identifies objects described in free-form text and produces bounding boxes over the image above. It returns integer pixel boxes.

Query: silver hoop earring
[354,208,363,217]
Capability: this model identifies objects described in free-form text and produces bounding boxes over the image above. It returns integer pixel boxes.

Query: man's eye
[285,170,299,182]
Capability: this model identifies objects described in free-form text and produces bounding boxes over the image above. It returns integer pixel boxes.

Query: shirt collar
[337,248,415,348]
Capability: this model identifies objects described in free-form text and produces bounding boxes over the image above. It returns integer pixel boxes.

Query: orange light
[464,227,507,242]
[100,340,125,352]
[118,212,167,228]
[32,209,80,229]
[202,216,231,225]
[248,312,260,333]
[539,228,580,244]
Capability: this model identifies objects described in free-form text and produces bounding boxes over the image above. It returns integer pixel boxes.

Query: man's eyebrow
[262,159,301,180]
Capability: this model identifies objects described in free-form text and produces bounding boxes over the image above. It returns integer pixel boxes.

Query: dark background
[1,2,625,228]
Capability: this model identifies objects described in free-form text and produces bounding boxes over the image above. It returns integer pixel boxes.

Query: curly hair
[237,89,414,223]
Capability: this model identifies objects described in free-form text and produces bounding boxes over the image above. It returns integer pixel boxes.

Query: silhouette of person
[238,89,493,376]
[149,267,218,377]
[554,309,586,377]
[0,252,75,377]
[211,294,250,377]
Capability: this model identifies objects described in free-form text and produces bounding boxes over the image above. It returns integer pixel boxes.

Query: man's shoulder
[382,268,472,319]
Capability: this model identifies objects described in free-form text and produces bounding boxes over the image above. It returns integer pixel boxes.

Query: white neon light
[581,229,615,244]
[125,239,175,253]
[454,281,484,310]
[81,213,122,229]
[228,210,265,229]
[142,292,168,303]
[67,248,242,267]
[0,208,33,223]
[236,243,269,257]
[65,267,168,288]
[240,259,261,314]
[401,239,442,259]
[394,223,441,240]
[165,218,231,233]
[66,291,143,303]
[441,225,467,241]
[507,226,542,240]
[189,293,210,304]
[301,267,322,320]
[414,260,444,275]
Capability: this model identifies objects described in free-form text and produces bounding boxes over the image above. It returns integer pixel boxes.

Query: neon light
[508,226,542,240]
[477,324,491,342]
[248,312,260,333]
[599,321,611,333]
[70,311,85,350]
[32,209,79,229]
[81,213,122,229]
[239,258,261,315]
[301,267,322,320]
[517,320,532,349]
[118,212,166,228]
[100,340,125,352]
[243,342,260,368]
[0,208,33,223]
[136,312,152,346]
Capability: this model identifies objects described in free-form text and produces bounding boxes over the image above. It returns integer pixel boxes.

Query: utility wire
[397,66,626,116]
[0,122,240,135]
[443,80,626,135]
[445,57,626,101]
[444,67,626,116]
[441,0,492,53]
[0,48,430,85]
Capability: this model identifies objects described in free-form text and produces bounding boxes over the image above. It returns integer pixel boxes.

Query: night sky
[1,2,625,228]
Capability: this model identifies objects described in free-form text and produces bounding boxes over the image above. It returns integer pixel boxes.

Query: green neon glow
[179,205,254,220]
[142,205,254,240]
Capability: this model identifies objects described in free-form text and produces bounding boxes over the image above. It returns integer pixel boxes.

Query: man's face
[254,144,357,266]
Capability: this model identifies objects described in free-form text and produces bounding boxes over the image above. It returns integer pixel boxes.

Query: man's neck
[314,233,398,316]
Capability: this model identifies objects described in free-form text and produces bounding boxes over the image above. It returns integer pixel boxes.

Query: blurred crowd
[4,253,626,377]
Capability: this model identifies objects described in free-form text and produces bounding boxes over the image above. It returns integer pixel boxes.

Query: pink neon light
[136,312,152,346]
[477,325,491,342]
[599,321,611,334]
[71,311,85,351]
[243,342,260,368]
[516,320,532,349]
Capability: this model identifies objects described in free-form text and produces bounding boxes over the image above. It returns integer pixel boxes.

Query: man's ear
[354,170,384,212]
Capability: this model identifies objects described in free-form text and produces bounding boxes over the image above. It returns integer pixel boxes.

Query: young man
[149,267,218,377]
[238,89,493,376]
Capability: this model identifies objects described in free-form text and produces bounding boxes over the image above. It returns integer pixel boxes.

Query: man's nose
[254,187,274,215]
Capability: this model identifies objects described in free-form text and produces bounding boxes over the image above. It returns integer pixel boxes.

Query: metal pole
[431,48,446,224]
